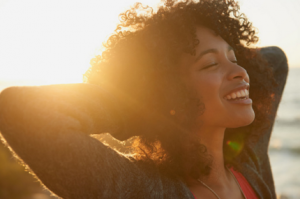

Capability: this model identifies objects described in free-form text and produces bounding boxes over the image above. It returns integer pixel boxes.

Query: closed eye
[231,60,238,64]
[203,63,218,69]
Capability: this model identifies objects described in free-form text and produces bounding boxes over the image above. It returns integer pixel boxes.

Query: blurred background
[0,0,299,198]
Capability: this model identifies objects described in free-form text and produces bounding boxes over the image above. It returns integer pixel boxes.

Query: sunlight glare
[0,0,160,85]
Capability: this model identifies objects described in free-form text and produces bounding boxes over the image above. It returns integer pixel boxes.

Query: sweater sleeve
[0,83,157,199]
[257,46,289,151]
[240,46,289,199]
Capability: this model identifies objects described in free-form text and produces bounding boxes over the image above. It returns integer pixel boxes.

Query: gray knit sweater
[0,47,288,199]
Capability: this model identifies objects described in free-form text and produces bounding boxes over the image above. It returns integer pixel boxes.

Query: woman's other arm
[241,46,289,198]
[256,46,288,188]
[258,46,289,150]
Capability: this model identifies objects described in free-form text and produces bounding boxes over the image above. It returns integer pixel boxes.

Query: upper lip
[223,83,250,98]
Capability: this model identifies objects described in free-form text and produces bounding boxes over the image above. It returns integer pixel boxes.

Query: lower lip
[225,98,252,104]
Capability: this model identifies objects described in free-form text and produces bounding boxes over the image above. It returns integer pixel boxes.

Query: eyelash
[204,63,218,69]
[203,60,238,69]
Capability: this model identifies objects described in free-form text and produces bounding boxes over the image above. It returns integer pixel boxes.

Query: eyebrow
[194,45,234,63]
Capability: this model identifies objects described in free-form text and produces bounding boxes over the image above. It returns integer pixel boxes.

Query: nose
[227,63,249,83]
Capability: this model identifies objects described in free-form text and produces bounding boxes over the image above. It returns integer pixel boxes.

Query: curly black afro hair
[84,0,276,180]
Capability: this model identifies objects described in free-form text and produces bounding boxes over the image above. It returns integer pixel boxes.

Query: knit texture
[0,46,288,199]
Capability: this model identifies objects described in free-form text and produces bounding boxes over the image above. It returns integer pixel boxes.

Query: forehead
[194,26,229,51]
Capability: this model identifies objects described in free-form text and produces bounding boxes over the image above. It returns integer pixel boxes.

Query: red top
[192,168,258,199]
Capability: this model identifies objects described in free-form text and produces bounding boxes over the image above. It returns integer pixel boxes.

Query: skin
[179,26,255,199]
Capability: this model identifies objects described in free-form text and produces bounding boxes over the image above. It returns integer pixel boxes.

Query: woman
[0,0,288,198]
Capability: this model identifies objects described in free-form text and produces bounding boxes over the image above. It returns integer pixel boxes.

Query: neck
[194,126,230,188]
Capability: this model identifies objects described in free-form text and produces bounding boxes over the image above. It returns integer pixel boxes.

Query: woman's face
[179,26,255,129]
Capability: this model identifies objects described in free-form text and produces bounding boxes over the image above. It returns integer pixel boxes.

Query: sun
[0,0,160,85]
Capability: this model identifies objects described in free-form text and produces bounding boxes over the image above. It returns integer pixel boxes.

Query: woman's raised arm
[0,83,153,198]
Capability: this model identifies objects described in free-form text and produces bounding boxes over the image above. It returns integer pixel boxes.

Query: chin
[227,110,255,128]
[237,111,255,128]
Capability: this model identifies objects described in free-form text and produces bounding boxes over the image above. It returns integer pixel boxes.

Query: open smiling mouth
[224,89,252,104]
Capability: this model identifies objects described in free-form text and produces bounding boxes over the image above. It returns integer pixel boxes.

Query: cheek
[192,74,225,120]
[194,74,222,104]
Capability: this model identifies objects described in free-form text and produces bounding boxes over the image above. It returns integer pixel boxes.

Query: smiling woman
[0,0,288,199]
[179,27,255,130]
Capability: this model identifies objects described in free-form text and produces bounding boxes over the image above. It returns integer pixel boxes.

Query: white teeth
[225,89,249,100]
[231,92,236,99]
[241,90,245,96]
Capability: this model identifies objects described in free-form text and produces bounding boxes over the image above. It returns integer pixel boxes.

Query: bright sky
[0,0,299,85]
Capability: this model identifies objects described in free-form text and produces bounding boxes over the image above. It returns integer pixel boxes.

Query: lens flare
[226,140,242,152]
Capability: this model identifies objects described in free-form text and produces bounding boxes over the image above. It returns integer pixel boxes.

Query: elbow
[260,46,289,74]
[0,86,18,101]
[0,86,20,107]
[0,87,24,129]
[0,86,18,111]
